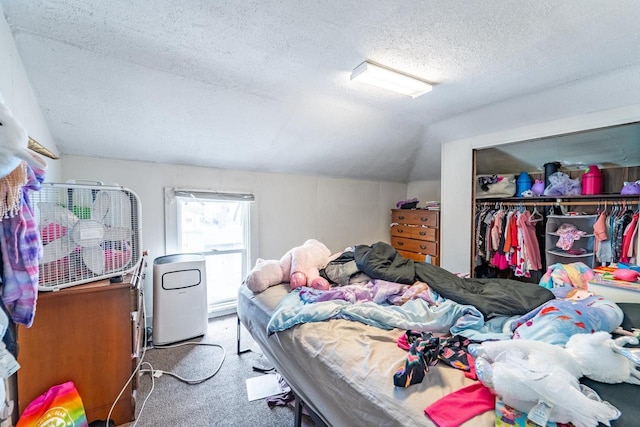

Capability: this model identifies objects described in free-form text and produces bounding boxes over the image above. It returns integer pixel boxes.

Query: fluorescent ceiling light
[350,61,432,98]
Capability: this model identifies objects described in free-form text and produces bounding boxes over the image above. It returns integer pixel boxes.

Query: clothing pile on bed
[268,242,622,343]
[255,241,640,427]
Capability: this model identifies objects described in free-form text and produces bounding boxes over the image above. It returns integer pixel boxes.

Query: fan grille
[33,183,142,291]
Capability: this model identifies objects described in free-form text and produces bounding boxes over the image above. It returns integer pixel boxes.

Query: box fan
[32,182,142,291]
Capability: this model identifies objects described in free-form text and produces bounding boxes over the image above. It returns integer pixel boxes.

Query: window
[165,188,253,316]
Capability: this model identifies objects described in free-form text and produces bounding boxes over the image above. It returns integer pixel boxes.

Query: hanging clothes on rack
[474,203,543,278]
[0,97,48,327]
[490,208,509,270]
[611,208,634,263]
[0,162,46,327]
[474,205,491,267]
[593,210,612,265]
[475,197,640,279]
[515,210,542,278]
[474,205,501,278]
[620,209,639,264]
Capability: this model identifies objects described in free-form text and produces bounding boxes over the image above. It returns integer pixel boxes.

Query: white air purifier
[153,254,208,345]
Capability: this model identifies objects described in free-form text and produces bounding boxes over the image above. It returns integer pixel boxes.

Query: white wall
[435,62,640,274]
[407,179,440,203]
[0,6,61,181]
[61,155,407,308]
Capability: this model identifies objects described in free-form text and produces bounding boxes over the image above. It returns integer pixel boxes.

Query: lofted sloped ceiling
[2,1,640,182]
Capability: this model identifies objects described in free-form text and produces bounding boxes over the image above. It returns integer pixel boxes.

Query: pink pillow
[613,269,639,282]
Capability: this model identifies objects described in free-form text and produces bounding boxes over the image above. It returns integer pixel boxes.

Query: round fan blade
[104,191,132,229]
[82,246,105,275]
[41,238,74,264]
[103,227,132,242]
[91,191,111,222]
[38,203,79,228]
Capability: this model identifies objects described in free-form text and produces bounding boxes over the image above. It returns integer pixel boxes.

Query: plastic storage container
[581,165,603,195]
[545,215,597,268]
[516,172,532,197]
[543,162,560,188]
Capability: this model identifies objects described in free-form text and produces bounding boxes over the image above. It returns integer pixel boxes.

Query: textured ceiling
[2,1,640,182]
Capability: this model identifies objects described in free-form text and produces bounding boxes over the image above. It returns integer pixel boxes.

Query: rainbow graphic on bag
[17,381,89,427]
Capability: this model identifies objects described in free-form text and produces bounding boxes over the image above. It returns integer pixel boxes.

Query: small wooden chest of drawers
[17,262,145,425]
[391,209,440,265]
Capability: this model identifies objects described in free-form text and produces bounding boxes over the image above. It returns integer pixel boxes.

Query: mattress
[237,284,495,427]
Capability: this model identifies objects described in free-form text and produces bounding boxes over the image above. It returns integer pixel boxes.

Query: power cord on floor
[129,362,155,427]
[104,278,226,426]
[140,341,226,384]
[106,273,150,426]
[128,341,225,427]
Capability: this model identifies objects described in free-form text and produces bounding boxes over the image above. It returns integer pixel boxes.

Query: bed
[237,242,640,427]
[238,283,497,426]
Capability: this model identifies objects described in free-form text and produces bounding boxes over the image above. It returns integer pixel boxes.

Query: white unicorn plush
[0,93,46,177]
[469,332,640,427]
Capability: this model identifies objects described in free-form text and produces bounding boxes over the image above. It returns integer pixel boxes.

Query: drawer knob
[421,217,428,221]
[398,241,404,246]
[420,245,427,250]
[398,229,404,233]
[398,216,405,220]
[419,231,426,236]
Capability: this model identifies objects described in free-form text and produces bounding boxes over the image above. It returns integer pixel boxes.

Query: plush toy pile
[244,239,332,293]
[469,332,640,427]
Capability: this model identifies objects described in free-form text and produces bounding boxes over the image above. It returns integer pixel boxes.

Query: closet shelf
[476,194,640,203]
[546,249,595,258]
[545,214,597,268]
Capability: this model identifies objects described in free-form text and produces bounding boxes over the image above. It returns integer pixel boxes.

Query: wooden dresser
[390,209,440,265]
[16,260,145,425]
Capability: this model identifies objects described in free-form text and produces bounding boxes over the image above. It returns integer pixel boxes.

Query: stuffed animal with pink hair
[244,239,332,293]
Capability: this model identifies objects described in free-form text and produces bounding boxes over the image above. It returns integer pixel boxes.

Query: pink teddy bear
[245,239,332,293]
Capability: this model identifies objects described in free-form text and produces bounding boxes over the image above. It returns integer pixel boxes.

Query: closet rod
[476,199,640,207]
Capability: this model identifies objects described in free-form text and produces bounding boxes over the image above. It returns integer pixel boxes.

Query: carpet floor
[120,314,315,427]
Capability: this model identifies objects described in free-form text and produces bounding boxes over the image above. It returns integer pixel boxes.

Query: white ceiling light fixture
[350,61,433,98]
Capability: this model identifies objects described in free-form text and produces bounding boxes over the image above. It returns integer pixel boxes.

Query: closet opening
[471,121,640,281]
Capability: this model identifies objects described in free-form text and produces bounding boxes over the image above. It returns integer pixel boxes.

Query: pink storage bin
[581,165,603,195]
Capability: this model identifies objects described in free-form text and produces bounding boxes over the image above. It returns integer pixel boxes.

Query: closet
[471,120,640,281]
[473,194,640,280]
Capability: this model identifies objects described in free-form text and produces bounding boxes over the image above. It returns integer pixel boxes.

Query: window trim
[173,188,255,202]
[164,187,256,256]
[163,186,257,315]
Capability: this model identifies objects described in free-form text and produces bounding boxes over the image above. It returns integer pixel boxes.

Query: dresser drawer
[410,227,437,241]
[391,237,438,256]
[390,225,436,241]
[390,225,411,238]
[396,249,439,266]
[392,210,439,227]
